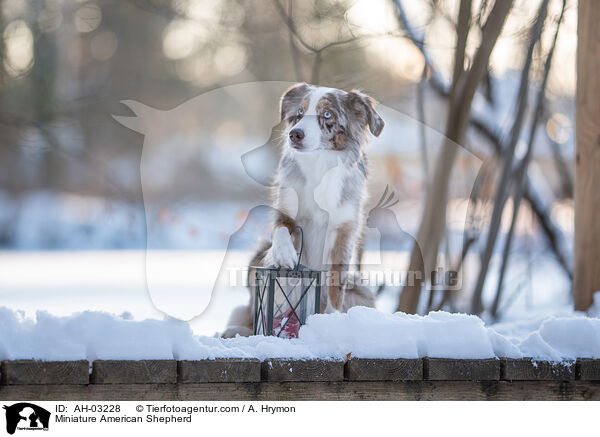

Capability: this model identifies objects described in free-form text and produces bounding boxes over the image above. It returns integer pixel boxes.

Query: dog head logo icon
[3,403,50,435]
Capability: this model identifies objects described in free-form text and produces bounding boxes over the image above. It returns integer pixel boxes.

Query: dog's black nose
[289,128,304,145]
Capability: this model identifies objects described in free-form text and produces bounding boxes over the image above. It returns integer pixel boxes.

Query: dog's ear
[346,90,384,137]
[280,83,310,121]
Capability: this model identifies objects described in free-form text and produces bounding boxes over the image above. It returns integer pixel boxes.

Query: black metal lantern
[252,227,322,338]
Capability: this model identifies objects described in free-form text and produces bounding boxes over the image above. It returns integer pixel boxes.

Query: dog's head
[279,83,384,155]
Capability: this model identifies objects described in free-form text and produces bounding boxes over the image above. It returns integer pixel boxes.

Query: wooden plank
[577,359,600,380]
[1,381,599,401]
[424,358,500,381]
[178,359,260,383]
[502,358,575,380]
[91,360,176,384]
[344,358,422,381]
[261,359,343,382]
[0,360,89,385]
[574,0,600,311]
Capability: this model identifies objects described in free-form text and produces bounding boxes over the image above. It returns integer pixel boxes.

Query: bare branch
[451,0,472,96]
[395,0,513,314]
[417,66,430,188]
[471,0,550,314]
[469,116,572,278]
[392,0,448,93]
[491,0,568,319]
[548,135,574,197]
[397,2,571,284]
[272,0,318,53]
[274,0,404,84]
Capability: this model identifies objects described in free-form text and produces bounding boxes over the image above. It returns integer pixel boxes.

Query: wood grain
[424,358,500,381]
[0,360,89,385]
[345,359,422,381]
[2,381,599,401]
[574,0,600,310]
[577,359,600,380]
[502,358,575,380]
[261,359,343,382]
[178,359,261,383]
[91,360,176,384]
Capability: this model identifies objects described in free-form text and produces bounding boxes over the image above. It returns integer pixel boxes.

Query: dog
[223,83,385,338]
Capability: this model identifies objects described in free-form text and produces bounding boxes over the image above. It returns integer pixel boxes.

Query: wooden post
[574,0,600,311]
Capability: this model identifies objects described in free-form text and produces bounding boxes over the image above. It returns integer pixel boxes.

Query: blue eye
[323,111,332,119]
[297,108,304,116]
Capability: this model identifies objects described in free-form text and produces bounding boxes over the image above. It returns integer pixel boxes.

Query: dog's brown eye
[323,111,332,119]
[297,108,304,116]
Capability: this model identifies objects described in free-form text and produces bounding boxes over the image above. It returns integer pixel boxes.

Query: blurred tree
[491,0,566,319]
[29,0,60,187]
[470,0,549,314]
[395,0,514,314]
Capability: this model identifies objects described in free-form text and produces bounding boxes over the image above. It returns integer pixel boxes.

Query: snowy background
[0,0,585,362]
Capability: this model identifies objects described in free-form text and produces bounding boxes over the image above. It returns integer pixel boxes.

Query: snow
[0,250,250,335]
[0,190,263,251]
[2,305,600,363]
[0,249,587,364]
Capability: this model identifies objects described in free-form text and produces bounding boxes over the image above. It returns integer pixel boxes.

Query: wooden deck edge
[503,358,575,380]
[1,359,598,385]
[425,358,500,381]
[1,380,599,401]
[261,359,344,382]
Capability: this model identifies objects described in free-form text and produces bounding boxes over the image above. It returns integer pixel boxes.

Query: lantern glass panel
[253,267,321,338]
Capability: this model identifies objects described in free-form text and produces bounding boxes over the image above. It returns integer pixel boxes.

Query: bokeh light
[214,44,248,76]
[162,19,207,60]
[546,112,572,144]
[3,19,34,77]
[90,30,118,61]
[74,3,102,33]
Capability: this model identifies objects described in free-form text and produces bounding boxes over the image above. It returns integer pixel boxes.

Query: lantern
[251,227,322,338]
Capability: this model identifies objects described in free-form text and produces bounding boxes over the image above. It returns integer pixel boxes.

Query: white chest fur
[275,152,362,269]
[292,152,358,226]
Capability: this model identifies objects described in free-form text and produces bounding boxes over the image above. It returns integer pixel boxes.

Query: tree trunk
[574,0,600,311]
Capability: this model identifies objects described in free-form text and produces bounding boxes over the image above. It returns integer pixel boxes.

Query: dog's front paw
[271,227,298,269]
[327,284,344,311]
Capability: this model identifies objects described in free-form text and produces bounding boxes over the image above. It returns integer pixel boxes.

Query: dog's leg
[342,281,375,310]
[222,305,253,338]
[327,221,355,311]
[265,212,298,269]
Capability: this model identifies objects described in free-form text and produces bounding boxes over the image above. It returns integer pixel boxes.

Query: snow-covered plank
[577,359,600,380]
[91,360,176,384]
[502,358,575,380]
[344,359,422,381]
[0,360,89,385]
[261,359,344,382]
[424,358,500,381]
[178,359,261,383]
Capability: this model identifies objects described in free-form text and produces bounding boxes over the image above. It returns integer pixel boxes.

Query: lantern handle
[292,225,304,271]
